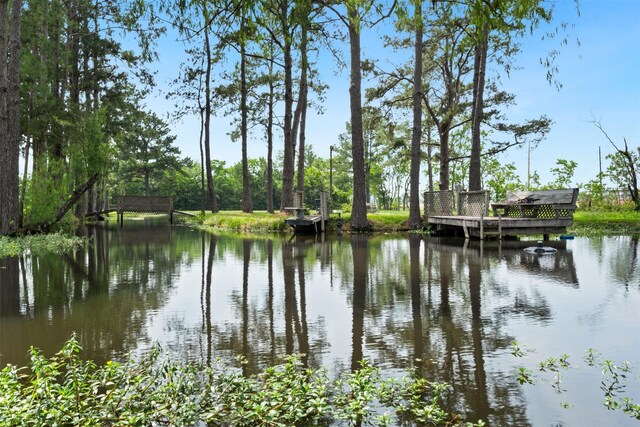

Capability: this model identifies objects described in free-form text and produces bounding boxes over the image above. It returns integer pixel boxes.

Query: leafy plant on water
[510,340,532,358]
[538,354,571,393]
[584,349,640,419]
[509,343,640,420]
[332,360,388,426]
[379,368,485,427]
[0,337,486,426]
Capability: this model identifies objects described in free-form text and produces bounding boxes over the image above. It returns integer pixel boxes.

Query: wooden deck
[285,215,326,233]
[425,189,578,240]
[427,215,573,239]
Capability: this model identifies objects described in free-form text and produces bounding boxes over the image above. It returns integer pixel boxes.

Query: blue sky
[152,0,639,189]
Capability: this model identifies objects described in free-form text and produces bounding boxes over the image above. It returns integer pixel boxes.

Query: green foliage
[0,337,484,426]
[23,160,73,226]
[549,159,577,188]
[579,173,607,208]
[0,232,86,258]
[483,158,523,201]
[607,149,640,210]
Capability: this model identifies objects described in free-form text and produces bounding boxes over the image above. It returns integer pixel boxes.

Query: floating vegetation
[0,232,87,258]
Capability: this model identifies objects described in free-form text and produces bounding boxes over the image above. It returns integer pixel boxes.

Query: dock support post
[498,214,502,240]
[543,233,549,241]
[462,220,469,239]
[480,216,484,240]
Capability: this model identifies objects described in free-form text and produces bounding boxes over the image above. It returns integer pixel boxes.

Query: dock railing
[491,188,579,219]
[424,189,490,218]
[424,190,455,219]
[456,190,490,217]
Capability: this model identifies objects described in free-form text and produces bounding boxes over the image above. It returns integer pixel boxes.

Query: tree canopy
[1,0,609,236]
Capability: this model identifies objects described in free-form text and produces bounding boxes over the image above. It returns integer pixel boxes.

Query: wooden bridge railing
[117,196,174,224]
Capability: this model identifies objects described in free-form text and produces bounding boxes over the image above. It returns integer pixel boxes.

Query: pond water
[1,219,639,426]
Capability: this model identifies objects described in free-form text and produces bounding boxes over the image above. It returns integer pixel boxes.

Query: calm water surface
[1,219,639,426]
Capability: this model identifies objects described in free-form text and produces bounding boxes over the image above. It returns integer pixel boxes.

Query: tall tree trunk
[296,25,309,192]
[0,0,21,236]
[240,27,252,212]
[279,0,294,211]
[347,6,368,229]
[469,24,489,191]
[427,126,434,192]
[408,0,423,228]
[266,56,275,213]
[438,121,451,190]
[203,6,219,213]
[267,60,275,213]
[199,106,206,214]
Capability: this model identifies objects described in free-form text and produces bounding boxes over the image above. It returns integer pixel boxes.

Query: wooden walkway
[425,189,579,240]
[284,191,329,234]
[86,196,194,224]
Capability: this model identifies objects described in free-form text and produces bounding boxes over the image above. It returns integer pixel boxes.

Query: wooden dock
[425,189,578,240]
[285,191,329,234]
[427,215,573,239]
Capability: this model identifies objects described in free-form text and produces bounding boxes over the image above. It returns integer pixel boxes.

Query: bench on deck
[491,188,579,219]
[284,191,307,219]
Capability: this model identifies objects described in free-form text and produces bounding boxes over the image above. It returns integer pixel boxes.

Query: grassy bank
[194,209,640,235]
[570,210,640,235]
[195,210,414,233]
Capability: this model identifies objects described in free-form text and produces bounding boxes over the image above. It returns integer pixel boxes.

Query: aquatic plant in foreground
[0,232,87,258]
[0,337,484,426]
[510,341,640,421]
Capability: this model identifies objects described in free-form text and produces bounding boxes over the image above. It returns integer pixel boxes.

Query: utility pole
[599,146,603,189]
[527,140,531,190]
[329,145,334,200]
